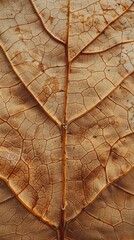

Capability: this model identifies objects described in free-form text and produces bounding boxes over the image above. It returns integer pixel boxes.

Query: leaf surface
[0,0,134,239]
[66,169,134,240]
[0,180,57,240]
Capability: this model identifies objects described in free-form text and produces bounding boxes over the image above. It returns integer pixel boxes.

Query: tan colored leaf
[0,0,134,239]
[66,169,134,240]
[0,180,57,240]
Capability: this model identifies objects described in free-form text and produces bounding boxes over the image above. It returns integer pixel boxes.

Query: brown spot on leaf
[38,62,46,72]
[49,16,54,24]
[50,77,60,92]
[15,26,20,32]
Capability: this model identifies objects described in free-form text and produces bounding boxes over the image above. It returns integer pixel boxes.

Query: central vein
[59,1,70,239]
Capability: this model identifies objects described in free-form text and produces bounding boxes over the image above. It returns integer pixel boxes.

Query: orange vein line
[114,184,134,196]
[61,124,67,209]
[60,123,67,240]
[65,166,134,225]
[0,45,61,128]
[82,40,134,54]
[111,132,134,147]
[62,0,70,210]
[70,2,134,62]
[0,177,56,229]
[60,1,70,239]
[68,70,134,125]
[64,4,70,124]
[30,0,65,45]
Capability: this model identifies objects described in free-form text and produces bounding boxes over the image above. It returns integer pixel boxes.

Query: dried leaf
[0,0,134,239]
[0,180,56,240]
